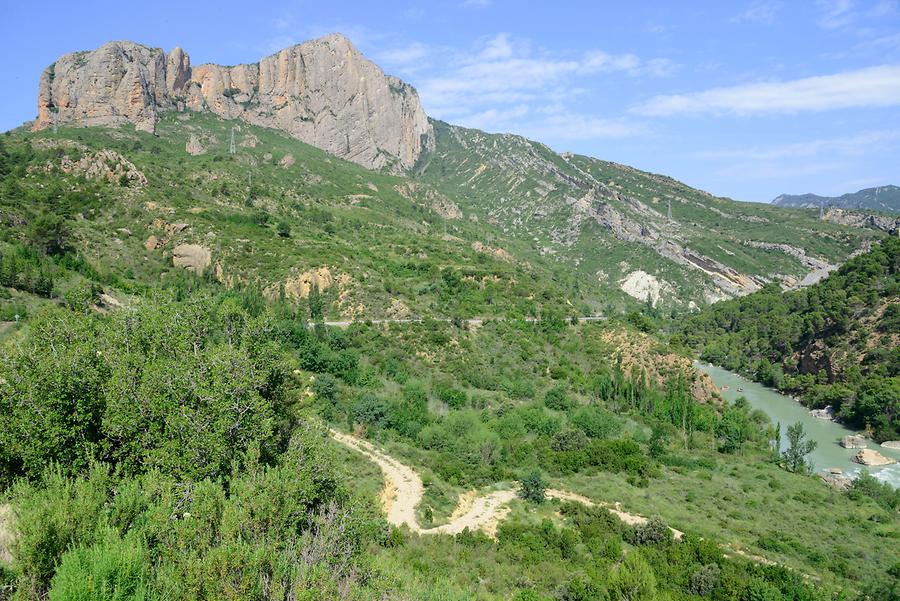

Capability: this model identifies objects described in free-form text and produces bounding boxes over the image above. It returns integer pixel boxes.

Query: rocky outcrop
[36,42,172,133]
[851,449,897,466]
[471,241,513,262]
[172,244,210,274]
[743,240,832,272]
[822,208,900,235]
[185,133,205,155]
[394,182,462,219]
[619,270,672,307]
[840,435,867,449]
[820,469,853,491]
[34,35,433,173]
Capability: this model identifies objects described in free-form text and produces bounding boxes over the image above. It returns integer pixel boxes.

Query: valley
[0,27,896,601]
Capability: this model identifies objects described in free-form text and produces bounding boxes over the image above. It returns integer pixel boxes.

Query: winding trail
[314,316,608,328]
[330,429,683,539]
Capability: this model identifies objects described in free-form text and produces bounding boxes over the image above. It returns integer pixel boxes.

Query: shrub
[570,406,621,439]
[689,563,721,597]
[311,373,338,402]
[544,385,574,411]
[630,516,672,546]
[550,428,588,452]
[48,533,154,601]
[519,471,546,504]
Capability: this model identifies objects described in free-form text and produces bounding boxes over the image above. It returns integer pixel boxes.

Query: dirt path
[0,504,12,564]
[330,429,683,539]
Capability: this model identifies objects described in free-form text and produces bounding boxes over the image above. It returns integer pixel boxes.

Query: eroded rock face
[34,35,434,173]
[36,41,172,134]
[172,244,211,274]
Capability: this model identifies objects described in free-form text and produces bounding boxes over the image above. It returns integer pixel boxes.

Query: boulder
[186,133,205,156]
[851,449,897,467]
[820,472,853,491]
[840,435,868,449]
[881,441,900,450]
[172,244,211,274]
[810,406,834,420]
[144,235,159,250]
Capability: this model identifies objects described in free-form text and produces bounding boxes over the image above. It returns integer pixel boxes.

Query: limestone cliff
[34,35,434,172]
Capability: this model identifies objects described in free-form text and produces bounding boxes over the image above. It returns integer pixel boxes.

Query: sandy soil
[0,504,13,564]
[330,429,683,540]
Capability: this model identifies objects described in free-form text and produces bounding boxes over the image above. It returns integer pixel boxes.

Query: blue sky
[2,1,899,202]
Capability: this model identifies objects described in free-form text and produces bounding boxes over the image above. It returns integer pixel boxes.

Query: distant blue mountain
[772,185,900,214]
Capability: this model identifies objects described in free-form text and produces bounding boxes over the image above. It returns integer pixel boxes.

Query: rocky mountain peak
[34,35,434,172]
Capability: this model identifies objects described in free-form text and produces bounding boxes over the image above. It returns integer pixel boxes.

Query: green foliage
[848,469,900,511]
[7,426,383,599]
[519,471,546,504]
[681,238,900,441]
[543,384,574,411]
[0,297,291,482]
[48,533,155,601]
[782,422,817,474]
[28,213,70,256]
[606,550,657,601]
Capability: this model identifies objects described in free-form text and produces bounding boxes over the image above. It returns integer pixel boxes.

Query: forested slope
[678,237,900,441]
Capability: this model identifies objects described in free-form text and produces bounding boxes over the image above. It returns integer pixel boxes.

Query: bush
[311,373,338,402]
[519,471,546,504]
[543,385,574,411]
[570,406,621,439]
[48,533,155,601]
[434,381,467,409]
[689,563,721,596]
[629,516,672,546]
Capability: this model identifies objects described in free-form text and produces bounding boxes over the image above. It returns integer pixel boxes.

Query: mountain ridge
[22,35,883,309]
[772,185,900,215]
[33,35,433,172]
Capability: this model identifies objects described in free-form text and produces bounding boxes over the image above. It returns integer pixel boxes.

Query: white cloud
[632,65,900,116]
[816,0,856,29]
[415,34,676,116]
[732,1,782,25]
[377,42,428,66]
[693,130,900,161]
[693,130,900,188]
[869,0,899,17]
[454,103,643,140]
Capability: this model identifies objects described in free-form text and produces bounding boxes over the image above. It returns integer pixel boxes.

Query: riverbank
[695,363,900,488]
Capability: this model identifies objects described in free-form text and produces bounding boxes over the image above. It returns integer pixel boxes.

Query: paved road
[312,315,608,328]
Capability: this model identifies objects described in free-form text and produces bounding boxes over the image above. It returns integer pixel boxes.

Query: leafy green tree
[544,385,574,411]
[716,404,751,454]
[308,282,324,322]
[519,471,546,504]
[782,422,817,474]
[28,212,70,255]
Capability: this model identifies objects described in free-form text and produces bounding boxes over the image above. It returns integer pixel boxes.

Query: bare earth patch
[330,429,683,540]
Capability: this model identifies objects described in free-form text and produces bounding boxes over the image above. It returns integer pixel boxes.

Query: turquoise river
[696,363,900,488]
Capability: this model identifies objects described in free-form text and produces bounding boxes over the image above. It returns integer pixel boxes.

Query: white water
[696,363,900,488]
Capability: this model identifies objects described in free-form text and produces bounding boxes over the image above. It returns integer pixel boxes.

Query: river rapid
[695,363,900,488]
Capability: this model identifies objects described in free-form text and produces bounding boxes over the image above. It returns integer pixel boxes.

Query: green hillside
[678,237,900,441]
[420,120,877,307]
[0,112,896,600]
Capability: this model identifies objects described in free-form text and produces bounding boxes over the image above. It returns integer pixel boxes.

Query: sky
[1,1,899,202]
